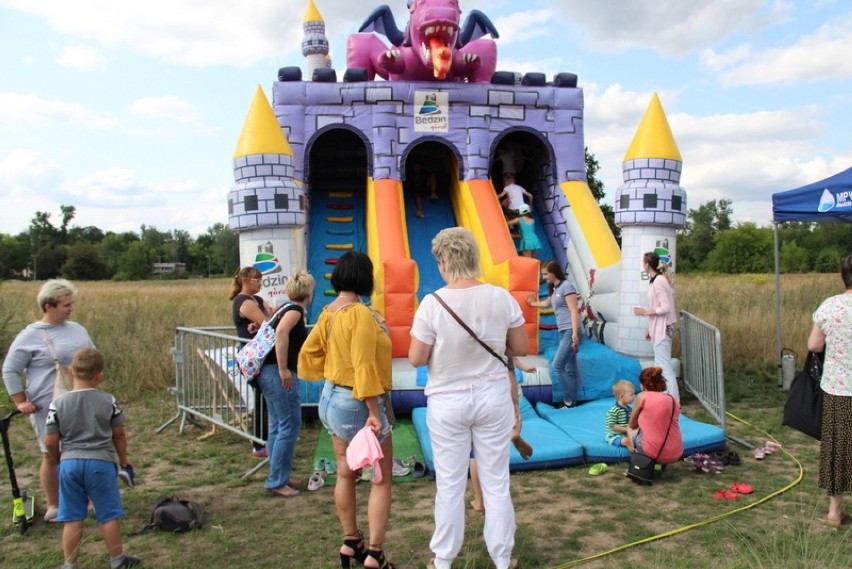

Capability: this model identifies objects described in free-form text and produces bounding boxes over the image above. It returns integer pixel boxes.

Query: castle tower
[302,0,330,78]
[228,85,306,306]
[614,93,686,357]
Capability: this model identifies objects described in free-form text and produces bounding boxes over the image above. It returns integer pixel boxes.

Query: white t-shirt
[411,284,525,396]
[504,183,526,210]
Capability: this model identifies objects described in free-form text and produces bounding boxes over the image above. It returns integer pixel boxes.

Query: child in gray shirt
[45,348,140,569]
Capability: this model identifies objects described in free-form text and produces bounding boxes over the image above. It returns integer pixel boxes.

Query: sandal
[731,483,754,494]
[714,490,739,501]
[340,530,367,568]
[365,546,395,569]
[753,448,765,460]
[308,473,325,492]
[588,463,608,476]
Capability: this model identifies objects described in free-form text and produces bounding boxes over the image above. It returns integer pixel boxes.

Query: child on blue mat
[605,380,636,453]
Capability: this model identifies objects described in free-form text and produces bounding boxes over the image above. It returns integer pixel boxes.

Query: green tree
[678,199,733,271]
[116,241,151,280]
[61,243,108,280]
[704,223,773,273]
[0,234,27,278]
[779,241,810,273]
[585,147,619,242]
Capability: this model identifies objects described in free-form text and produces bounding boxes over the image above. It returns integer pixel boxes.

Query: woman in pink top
[628,367,683,464]
[633,251,679,402]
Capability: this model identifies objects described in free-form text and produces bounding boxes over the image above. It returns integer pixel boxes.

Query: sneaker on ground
[252,447,268,458]
[113,555,141,568]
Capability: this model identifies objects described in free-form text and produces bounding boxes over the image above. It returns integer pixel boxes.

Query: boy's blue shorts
[610,436,625,447]
[57,459,124,524]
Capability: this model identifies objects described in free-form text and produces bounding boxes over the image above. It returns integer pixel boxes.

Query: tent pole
[773,222,783,388]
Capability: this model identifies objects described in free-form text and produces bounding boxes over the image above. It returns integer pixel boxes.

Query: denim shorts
[57,459,124,524]
[610,436,625,447]
[319,382,392,443]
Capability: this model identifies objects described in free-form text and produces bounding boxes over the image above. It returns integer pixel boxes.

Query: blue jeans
[319,382,392,443]
[257,363,302,490]
[551,330,580,404]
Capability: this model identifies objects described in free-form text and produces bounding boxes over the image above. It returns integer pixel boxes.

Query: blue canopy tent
[771,167,852,386]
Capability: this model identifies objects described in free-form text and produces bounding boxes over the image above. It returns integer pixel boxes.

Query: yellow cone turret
[233,85,292,159]
[623,93,681,162]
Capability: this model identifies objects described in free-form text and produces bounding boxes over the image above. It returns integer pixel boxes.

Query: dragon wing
[457,10,499,47]
[358,5,406,47]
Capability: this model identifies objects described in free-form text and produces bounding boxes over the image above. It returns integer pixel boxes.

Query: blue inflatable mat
[410,397,585,474]
[536,397,726,464]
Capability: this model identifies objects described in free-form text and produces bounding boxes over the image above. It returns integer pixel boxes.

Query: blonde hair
[612,379,634,399]
[286,270,316,302]
[229,267,262,300]
[71,348,105,381]
[37,279,78,312]
[431,227,481,281]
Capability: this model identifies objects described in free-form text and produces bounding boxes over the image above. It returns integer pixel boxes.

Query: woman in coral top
[627,367,683,464]
[298,251,395,569]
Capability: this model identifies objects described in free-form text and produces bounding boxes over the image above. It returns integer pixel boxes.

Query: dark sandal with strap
[365,546,395,569]
[340,530,367,568]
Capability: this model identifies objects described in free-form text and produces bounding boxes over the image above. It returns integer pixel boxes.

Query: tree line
[1,151,849,281]
[0,206,239,280]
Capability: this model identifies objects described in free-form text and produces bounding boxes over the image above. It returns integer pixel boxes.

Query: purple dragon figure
[346,0,499,82]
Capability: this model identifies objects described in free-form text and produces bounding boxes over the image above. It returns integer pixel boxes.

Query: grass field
[0,275,848,568]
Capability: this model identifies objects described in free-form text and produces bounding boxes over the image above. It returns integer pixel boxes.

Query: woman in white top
[633,251,679,402]
[410,227,528,569]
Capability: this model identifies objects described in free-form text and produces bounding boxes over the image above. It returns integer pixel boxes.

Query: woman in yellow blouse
[298,251,395,569]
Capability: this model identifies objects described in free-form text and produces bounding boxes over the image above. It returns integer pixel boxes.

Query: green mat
[312,417,425,483]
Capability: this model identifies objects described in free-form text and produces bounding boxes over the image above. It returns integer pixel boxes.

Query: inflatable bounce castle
[228,0,691,412]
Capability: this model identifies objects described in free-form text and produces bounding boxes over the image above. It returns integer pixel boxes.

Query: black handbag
[782,351,824,440]
[626,394,676,486]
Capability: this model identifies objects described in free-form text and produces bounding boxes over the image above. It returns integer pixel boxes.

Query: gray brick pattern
[229,153,305,231]
[614,158,686,227]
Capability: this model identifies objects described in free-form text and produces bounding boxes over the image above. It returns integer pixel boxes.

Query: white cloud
[59,168,160,207]
[492,10,552,45]
[710,13,852,85]
[2,0,378,67]
[0,149,63,197]
[130,96,200,124]
[541,0,781,56]
[57,44,106,70]
[0,92,116,129]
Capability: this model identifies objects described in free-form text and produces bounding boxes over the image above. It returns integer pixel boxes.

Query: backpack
[235,302,295,382]
[140,495,205,534]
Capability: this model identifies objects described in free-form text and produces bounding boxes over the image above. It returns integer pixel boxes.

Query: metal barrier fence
[157,326,267,478]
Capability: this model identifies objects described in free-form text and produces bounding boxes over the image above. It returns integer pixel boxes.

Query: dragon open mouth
[419,24,456,79]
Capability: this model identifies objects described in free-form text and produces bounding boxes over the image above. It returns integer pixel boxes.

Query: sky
[1,0,851,237]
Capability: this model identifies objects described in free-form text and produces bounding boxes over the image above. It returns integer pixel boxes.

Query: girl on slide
[506,203,541,258]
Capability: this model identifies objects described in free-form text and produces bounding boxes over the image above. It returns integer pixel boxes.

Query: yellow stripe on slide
[327,216,353,223]
[326,244,353,250]
[329,192,353,198]
[560,180,621,268]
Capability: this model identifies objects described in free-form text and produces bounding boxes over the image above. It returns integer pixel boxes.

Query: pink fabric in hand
[346,426,384,483]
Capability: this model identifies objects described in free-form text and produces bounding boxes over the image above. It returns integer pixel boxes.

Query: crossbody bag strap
[326,303,356,343]
[431,292,511,370]
[38,329,61,364]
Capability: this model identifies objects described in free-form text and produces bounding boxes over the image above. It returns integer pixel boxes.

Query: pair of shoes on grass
[715,482,755,500]
[754,440,782,460]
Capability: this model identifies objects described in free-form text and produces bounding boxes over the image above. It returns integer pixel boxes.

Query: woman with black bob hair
[299,251,396,569]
